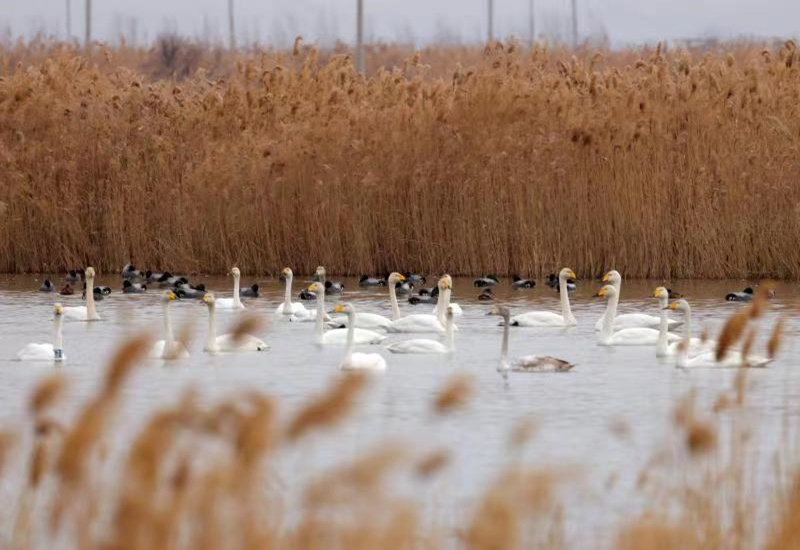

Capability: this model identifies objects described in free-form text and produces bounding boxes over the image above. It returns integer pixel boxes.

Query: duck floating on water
[123,280,147,294]
[478,288,494,301]
[39,279,54,292]
[474,275,499,288]
[511,276,535,289]
[359,275,386,287]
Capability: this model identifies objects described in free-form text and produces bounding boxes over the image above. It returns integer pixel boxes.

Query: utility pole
[487,0,494,43]
[84,0,91,47]
[228,0,236,49]
[528,0,535,47]
[571,0,578,47]
[355,0,364,73]
[66,0,72,39]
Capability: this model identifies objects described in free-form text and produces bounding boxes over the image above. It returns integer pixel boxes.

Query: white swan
[386,306,456,354]
[597,285,680,346]
[490,305,574,372]
[431,274,463,316]
[63,267,100,321]
[17,303,66,362]
[202,293,269,352]
[151,291,190,360]
[312,289,385,345]
[674,332,772,369]
[329,273,407,329]
[335,303,387,371]
[655,291,716,357]
[215,267,245,310]
[508,268,577,327]
[386,275,455,333]
[290,282,335,323]
[276,267,309,317]
[594,271,683,331]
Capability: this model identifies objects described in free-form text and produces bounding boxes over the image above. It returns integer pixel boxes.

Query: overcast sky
[1,0,799,48]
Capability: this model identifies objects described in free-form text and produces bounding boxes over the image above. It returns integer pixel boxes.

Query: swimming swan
[202,293,269,352]
[674,328,772,369]
[508,268,578,327]
[490,305,574,372]
[655,291,716,357]
[335,303,387,371]
[151,291,190,360]
[17,303,66,362]
[594,271,682,331]
[329,273,407,329]
[276,267,309,316]
[63,267,100,321]
[388,275,455,333]
[386,306,456,354]
[214,267,245,310]
[597,285,680,346]
[313,288,386,345]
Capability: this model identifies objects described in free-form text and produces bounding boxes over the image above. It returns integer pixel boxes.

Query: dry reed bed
[1,40,799,277]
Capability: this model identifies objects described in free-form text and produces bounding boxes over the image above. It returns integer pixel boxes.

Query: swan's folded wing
[17,343,56,361]
[62,306,88,321]
[386,339,446,354]
[510,311,564,327]
[343,352,387,371]
[216,334,269,352]
[514,355,574,372]
[610,327,660,345]
[386,315,446,333]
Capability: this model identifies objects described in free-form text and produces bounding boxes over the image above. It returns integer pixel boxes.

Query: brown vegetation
[1,39,799,277]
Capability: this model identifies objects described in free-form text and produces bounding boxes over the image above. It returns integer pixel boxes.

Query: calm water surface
[1,274,798,545]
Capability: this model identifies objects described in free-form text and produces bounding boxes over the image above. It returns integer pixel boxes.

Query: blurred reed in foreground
[1,39,799,277]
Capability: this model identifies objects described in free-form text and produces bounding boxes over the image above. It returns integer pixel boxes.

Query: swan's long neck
[86,276,98,320]
[206,304,218,351]
[388,284,401,321]
[163,301,174,344]
[53,315,64,355]
[656,296,669,356]
[283,275,293,314]
[438,289,452,325]
[232,275,242,308]
[683,307,693,342]
[314,290,325,344]
[499,314,510,371]
[445,315,456,352]
[344,309,355,361]
[600,294,618,343]
[559,277,576,325]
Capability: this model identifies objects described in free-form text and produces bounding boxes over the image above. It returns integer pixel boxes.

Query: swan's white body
[276,268,309,316]
[337,304,387,371]
[330,312,394,330]
[655,294,716,358]
[151,292,190,360]
[431,303,463,316]
[63,268,100,321]
[312,285,385,345]
[17,304,66,362]
[676,348,772,369]
[388,276,457,333]
[510,268,577,327]
[594,271,682,331]
[215,267,245,310]
[597,285,680,346]
[386,308,455,354]
[203,293,268,353]
[493,307,574,373]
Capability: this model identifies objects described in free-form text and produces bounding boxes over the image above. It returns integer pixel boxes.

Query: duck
[121,263,143,280]
[386,306,456,354]
[726,287,754,302]
[39,279,54,292]
[123,280,147,294]
[394,280,415,295]
[478,288,494,301]
[312,290,386,344]
[174,282,206,300]
[290,282,332,323]
[315,266,345,295]
[239,283,259,298]
[489,305,574,373]
[657,295,716,357]
[145,270,165,283]
[474,275,499,288]
[64,269,82,284]
[16,303,66,362]
[388,275,455,333]
[276,268,309,316]
[507,268,577,327]
[405,273,427,284]
[202,293,269,352]
[82,285,111,301]
[298,288,317,301]
[409,286,438,305]
[594,271,683,331]
[214,267,245,310]
[63,268,101,321]
[359,275,386,287]
[667,288,682,299]
[59,284,74,296]
[596,285,680,346]
[511,276,535,289]
[156,273,185,288]
[328,274,406,330]
[334,303,388,371]
[150,291,190,360]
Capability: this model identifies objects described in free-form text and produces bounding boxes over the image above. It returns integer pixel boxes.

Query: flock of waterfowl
[20,264,775,372]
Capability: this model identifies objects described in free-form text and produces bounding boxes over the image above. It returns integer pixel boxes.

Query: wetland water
[0,275,798,545]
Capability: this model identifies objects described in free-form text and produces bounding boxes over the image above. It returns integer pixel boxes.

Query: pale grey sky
[1,0,799,48]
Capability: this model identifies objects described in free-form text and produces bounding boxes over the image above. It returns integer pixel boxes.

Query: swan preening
[202,293,269,352]
[490,306,574,373]
[386,306,456,354]
[17,303,66,362]
[508,268,577,327]
[335,303,387,371]
[597,285,680,346]
[151,291,190,360]
[63,267,101,321]
[594,271,682,331]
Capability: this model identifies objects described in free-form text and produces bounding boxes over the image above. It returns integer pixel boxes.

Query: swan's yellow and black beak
[54,304,63,315]
[596,288,607,297]
[202,294,212,304]
[397,274,406,282]
[666,302,679,310]
[167,291,177,301]
[602,272,610,283]
[307,284,317,291]
[653,288,664,298]
[281,268,290,276]
[567,269,578,280]
[333,304,346,313]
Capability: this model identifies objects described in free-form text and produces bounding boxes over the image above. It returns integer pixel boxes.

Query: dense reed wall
[1,40,799,277]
